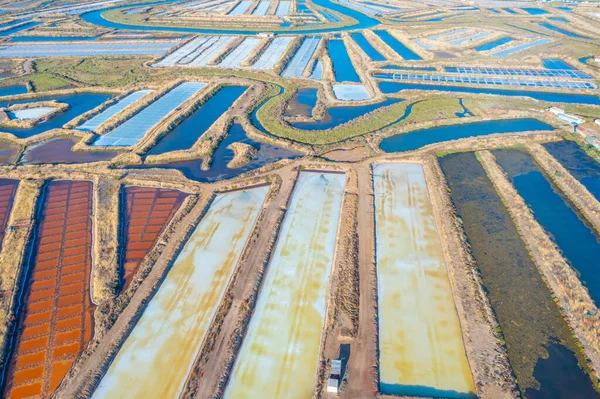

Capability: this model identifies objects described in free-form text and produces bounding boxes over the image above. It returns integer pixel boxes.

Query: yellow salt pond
[224,172,346,399]
[373,163,475,398]
[91,187,268,399]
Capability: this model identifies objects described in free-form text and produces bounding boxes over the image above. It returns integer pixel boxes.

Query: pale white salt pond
[91,186,269,399]
[224,171,346,399]
[8,106,55,120]
[373,163,475,398]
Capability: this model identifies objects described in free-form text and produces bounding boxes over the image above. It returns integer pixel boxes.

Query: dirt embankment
[528,143,600,234]
[91,176,121,304]
[338,163,378,398]
[477,150,600,380]
[315,168,360,398]
[226,142,258,169]
[421,155,518,398]
[0,179,43,372]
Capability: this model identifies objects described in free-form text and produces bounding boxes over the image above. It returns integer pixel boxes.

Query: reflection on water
[22,138,117,164]
[133,123,298,182]
[440,152,598,397]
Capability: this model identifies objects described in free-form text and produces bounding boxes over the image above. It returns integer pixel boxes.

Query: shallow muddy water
[291,98,402,130]
[136,123,298,182]
[92,186,268,399]
[544,140,600,202]
[21,138,118,164]
[440,152,599,398]
[284,88,318,118]
[224,172,345,399]
[494,148,600,306]
[373,163,474,398]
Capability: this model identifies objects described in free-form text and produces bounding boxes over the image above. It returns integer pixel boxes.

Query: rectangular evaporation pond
[502,7,517,14]
[490,38,552,57]
[448,32,489,46]
[379,119,553,153]
[91,186,269,399]
[275,0,291,15]
[281,36,321,78]
[76,90,153,132]
[228,0,252,14]
[494,148,600,306]
[187,36,237,67]
[3,180,94,399]
[328,39,361,83]
[475,37,513,52]
[148,85,247,155]
[93,82,206,147]
[218,37,261,68]
[252,0,271,15]
[377,73,596,90]
[224,172,346,399]
[544,141,600,202]
[251,37,293,69]
[428,29,469,41]
[350,32,386,61]
[0,42,177,58]
[521,7,548,15]
[373,163,474,397]
[154,36,213,67]
[538,23,590,39]
[488,8,500,13]
[374,30,422,61]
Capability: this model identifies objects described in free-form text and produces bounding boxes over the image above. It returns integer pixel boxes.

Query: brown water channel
[439,152,599,398]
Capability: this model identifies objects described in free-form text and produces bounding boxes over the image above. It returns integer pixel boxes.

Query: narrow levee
[224,171,346,399]
[2,180,94,399]
[91,186,268,398]
[120,186,187,292]
[0,179,19,251]
[373,163,475,398]
[440,152,599,398]
[494,149,600,306]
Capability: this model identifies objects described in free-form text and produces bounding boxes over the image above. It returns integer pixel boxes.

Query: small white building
[595,119,600,126]
[547,107,565,116]
[595,56,600,64]
[327,378,339,394]
[330,360,342,377]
